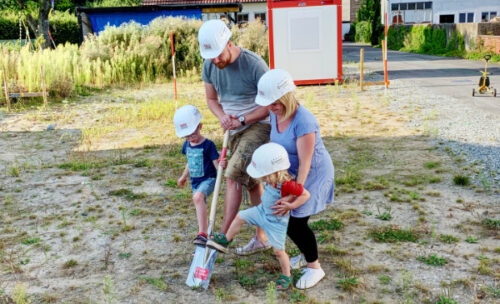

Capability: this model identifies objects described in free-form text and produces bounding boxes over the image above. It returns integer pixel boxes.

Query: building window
[408,3,416,10]
[481,12,496,22]
[391,3,398,11]
[459,13,466,23]
[399,3,407,10]
[424,2,432,9]
[467,13,474,23]
[237,13,249,24]
[416,2,424,10]
[439,15,454,24]
[254,12,266,23]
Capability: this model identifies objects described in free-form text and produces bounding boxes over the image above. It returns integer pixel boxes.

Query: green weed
[481,218,500,230]
[22,237,40,245]
[138,276,167,291]
[63,259,78,269]
[436,296,458,304]
[416,254,447,266]
[310,219,343,231]
[109,189,147,200]
[336,276,359,291]
[453,175,470,186]
[369,226,419,243]
[465,236,478,243]
[378,275,391,285]
[439,234,459,244]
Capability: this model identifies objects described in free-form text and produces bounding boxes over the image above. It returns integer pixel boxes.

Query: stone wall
[456,22,500,51]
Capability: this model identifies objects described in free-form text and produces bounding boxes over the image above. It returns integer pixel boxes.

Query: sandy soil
[0,82,498,304]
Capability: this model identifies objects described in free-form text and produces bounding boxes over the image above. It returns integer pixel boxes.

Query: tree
[356,0,383,45]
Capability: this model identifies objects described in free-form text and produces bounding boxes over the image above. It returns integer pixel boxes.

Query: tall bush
[0,18,269,98]
[355,21,372,43]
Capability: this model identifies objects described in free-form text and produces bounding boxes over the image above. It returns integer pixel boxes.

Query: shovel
[186,130,229,289]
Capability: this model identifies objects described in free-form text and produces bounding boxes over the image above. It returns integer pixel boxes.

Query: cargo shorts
[225,123,270,189]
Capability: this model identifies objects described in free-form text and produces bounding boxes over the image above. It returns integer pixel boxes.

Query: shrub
[0,10,79,44]
[355,21,372,43]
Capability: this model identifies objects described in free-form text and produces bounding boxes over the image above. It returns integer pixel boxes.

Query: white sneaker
[235,236,271,255]
[295,267,325,289]
[290,254,307,270]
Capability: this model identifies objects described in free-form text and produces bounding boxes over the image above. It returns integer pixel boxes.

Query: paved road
[343,42,500,113]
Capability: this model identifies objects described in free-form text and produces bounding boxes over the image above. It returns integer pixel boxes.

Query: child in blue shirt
[174,105,220,246]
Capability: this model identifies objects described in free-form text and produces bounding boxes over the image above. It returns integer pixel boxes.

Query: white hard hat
[247,143,290,178]
[173,105,202,138]
[198,20,232,59]
[255,69,296,106]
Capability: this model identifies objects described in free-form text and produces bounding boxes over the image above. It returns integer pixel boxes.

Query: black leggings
[287,215,318,263]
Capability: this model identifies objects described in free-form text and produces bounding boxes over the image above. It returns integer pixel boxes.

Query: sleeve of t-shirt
[201,60,212,84]
[281,180,304,197]
[207,140,220,161]
[294,108,319,138]
[253,57,269,86]
[181,141,188,155]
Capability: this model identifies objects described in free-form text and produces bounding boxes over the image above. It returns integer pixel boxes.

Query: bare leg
[248,183,268,243]
[273,248,291,277]
[192,192,207,234]
[225,215,246,241]
[220,178,242,234]
[306,260,321,269]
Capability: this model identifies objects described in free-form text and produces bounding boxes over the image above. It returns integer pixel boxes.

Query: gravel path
[342,52,500,190]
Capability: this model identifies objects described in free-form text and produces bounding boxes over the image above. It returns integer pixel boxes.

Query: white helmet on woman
[198,20,232,59]
[255,69,296,106]
[173,105,202,138]
[247,142,290,178]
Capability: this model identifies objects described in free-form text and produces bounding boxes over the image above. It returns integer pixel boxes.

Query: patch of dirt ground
[0,82,498,304]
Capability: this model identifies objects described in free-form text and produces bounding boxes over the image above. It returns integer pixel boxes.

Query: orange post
[384,12,389,88]
[360,48,364,91]
[170,32,178,107]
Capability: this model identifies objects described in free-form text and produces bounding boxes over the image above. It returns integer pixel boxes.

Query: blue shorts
[191,177,216,198]
[239,204,289,250]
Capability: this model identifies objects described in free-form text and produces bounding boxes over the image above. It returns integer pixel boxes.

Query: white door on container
[272,5,338,81]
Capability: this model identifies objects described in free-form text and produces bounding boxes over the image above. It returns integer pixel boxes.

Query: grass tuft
[369,226,419,243]
[453,175,470,186]
[416,254,447,266]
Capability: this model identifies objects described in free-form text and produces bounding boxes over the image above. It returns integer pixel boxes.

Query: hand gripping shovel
[186,130,229,289]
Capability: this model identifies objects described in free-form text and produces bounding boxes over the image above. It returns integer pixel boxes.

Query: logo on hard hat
[271,155,283,165]
[258,90,265,96]
[251,161,257,168]
[180,123,188,129]
[203,44,212,49]
[277,79,290,90]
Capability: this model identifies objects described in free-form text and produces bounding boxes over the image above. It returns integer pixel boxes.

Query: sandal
[206,233,232,253]
[275,274,292,290]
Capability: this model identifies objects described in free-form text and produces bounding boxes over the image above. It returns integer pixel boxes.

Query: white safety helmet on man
[198,20,232,59]
[173,105,202,138]
[247,142,291,178]
[255,69,296,106]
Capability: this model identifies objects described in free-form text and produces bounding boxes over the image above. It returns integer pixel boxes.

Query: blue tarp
[87,9,202,34]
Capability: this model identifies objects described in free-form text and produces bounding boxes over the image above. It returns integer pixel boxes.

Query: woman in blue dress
[255,69,335,289]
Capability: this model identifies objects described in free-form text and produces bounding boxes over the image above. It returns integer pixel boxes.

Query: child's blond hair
[262,169,292,185]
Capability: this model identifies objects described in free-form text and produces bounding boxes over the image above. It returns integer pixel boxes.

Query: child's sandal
[212,233,231,246]
[276,275,292,290]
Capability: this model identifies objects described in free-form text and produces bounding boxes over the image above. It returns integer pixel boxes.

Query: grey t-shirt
[202,48,269,133]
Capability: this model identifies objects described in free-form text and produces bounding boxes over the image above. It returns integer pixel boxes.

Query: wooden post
[170,32,178,109]
[360,48,364,91]
[2,69,10,112]
[40,66,48,109]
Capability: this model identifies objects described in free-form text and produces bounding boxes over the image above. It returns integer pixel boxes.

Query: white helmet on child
[198,20,232,59]
[255,69,296,106]
[247,143,290,178]
[173,105,202,138]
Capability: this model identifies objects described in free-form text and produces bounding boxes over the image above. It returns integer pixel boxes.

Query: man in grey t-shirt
[198,20,271,255]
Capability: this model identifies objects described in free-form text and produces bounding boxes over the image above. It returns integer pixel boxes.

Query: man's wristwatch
[238,115,246,126]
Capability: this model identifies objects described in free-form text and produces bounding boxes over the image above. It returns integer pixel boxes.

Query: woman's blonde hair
[262,169,292,185]
[277,91,299,122]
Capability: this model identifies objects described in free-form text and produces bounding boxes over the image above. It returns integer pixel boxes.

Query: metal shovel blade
[185,245,218,289]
